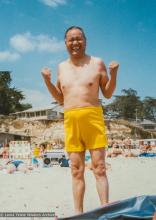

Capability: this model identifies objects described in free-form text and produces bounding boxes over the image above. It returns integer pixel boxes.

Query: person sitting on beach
[124,151,138,157]
[124,137,132,150]
[140,143,152,154]
[118,138,125,149]
[0,143,9,159]
[5,160,33,174]
[107,142,123,158]
[145,143,152,152]
[58,155,69,167]
[41,26,119,214]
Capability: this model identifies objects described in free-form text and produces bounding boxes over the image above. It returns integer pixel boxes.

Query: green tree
[105,88,143,120]
[0,71,32,115]
[142,97,156,121]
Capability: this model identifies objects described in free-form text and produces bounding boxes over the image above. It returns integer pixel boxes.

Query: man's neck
[70,54,87,66]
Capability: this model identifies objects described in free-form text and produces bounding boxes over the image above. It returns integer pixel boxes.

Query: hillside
[0,117,156,145]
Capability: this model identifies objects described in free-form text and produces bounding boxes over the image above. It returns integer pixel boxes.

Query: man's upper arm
[99,60,109,96]
[56,65,63,94]
[56,77,62,93]
[55,67,64,105]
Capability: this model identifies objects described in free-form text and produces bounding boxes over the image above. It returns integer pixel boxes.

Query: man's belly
[63,95,100,110]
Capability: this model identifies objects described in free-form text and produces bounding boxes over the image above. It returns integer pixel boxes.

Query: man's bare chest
[60,65,100,88]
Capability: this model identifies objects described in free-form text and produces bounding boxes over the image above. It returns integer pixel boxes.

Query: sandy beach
[0,157,156,219]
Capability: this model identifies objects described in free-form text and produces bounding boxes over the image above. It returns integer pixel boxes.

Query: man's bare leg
[90,148,109,204]
[68,151,85,214]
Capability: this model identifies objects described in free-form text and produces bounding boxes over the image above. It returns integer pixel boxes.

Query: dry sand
[0,157,156,219]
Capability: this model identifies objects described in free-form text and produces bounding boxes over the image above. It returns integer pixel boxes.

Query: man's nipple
[88,82,93,86]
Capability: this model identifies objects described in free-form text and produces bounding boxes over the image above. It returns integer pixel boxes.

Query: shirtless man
[41,26,119,214]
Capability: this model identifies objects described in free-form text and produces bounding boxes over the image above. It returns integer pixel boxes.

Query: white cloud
[40,0,66,7]
[0,51,20,62]
[36,35,65,52]
[22,88,55,108]
[10,33,34,53]
[10,32,65,53]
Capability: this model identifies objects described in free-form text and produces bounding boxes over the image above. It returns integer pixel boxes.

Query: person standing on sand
[41,26,119,214]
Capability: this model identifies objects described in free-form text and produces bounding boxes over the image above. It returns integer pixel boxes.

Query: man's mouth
[72,47,80,52]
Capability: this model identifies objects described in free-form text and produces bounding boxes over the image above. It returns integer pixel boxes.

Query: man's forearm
[104,74,117,98]
[44,79,63,104]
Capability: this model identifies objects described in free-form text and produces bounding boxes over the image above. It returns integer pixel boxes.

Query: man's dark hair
[64,26,86,40]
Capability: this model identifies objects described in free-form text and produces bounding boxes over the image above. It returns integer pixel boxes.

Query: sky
[0,0,156,108]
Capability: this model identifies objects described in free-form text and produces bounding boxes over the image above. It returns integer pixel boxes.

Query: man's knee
[92,161,106,178]
[71,165,84,179]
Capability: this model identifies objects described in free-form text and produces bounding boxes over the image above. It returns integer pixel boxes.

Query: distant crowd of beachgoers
[0,142,66,174]
[0,137,156,160]
[106,137,156,158]
[0,142,62,159]
[0,138,156,174]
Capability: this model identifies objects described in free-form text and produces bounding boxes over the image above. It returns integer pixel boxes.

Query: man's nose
[73,40,78,45]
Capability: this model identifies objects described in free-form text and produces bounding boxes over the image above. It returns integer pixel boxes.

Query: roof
[50,104,64,113]
[11,102,64,114]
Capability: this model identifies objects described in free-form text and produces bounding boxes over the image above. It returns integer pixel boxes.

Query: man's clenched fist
[109,61,119,73]
[41,68,51,81]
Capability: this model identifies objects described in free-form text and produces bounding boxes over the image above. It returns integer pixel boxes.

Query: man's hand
[109,61,119,75]
[41,68,51,81]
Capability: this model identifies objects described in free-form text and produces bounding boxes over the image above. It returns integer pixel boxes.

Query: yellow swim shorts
[64,106,108,152]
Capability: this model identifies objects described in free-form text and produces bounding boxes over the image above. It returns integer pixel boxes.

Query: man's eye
[67,38,83,43]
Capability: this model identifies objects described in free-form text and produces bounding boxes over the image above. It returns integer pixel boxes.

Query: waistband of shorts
[64,105,103,114]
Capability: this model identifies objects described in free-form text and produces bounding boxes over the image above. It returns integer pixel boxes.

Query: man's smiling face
[65,28,86,58]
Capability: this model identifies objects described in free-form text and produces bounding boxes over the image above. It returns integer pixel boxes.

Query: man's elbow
[102,92,113,99]
[58,97,64,106]
[59,101,64,106]
[104,94,112,99]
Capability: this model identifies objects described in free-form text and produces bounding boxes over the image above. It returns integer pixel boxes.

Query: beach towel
[59,195,156,220]
[139,153,156,157]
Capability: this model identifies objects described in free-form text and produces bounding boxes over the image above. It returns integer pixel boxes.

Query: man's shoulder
[91,56,106,71]
[57,59,69,76]
[91,56,105,65]
[58,59,69,68]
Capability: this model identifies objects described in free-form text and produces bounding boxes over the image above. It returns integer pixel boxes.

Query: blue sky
[0,0,156,108]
